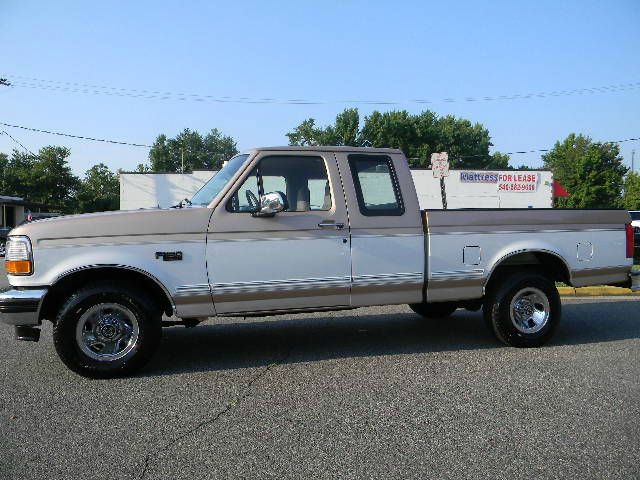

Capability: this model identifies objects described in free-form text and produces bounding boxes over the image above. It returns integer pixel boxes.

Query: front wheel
[53,282,162,378]
[484,271,561,348]
[409,301,458,319]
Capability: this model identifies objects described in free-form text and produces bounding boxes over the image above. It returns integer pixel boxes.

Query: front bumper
[0,288,48,326]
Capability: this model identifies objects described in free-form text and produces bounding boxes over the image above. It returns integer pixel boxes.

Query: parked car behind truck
[0,227,10,257]
[1,147,636,377]
[630,211,640,262]
[631,211,640,243]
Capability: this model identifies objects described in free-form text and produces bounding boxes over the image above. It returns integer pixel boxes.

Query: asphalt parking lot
[0,274,638,480]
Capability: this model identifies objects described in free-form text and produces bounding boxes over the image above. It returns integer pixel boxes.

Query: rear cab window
[348,154,405,216]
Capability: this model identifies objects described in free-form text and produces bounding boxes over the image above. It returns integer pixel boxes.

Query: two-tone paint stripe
[178,272,425,300]
[430,269,485,281]
[429,227,623,236]
[210,276,351,296]
[352,272,423,287]
[175,284,211,296]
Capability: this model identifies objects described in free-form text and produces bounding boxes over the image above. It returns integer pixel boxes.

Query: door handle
[318,221,345,229]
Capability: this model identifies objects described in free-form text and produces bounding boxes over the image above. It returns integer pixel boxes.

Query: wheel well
[484,251,571,295]
[40,267,174,322]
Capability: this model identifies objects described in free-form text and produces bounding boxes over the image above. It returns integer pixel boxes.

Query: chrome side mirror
[253,191,287,217]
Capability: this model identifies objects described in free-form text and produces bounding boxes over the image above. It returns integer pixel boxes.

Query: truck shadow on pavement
[144,300,640,377]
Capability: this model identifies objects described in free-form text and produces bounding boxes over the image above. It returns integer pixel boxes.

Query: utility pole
[632,150,635,173]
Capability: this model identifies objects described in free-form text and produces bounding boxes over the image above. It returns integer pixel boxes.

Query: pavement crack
[137,349,290,480]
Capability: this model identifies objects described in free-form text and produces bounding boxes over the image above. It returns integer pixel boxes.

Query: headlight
[5,236,33,275]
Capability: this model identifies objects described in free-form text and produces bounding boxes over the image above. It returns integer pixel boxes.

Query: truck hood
[10,208,213,245]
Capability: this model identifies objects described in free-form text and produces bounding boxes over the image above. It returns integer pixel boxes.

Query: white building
[119,170,216,210]
[120,169,555,210]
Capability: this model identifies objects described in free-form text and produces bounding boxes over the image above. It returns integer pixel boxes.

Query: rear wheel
[484,271,561,347]
[53,282,162,378]
[409,301,458,319]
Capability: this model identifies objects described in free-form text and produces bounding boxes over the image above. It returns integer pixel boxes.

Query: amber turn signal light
[5,236,34,276]
[6,259,33,275]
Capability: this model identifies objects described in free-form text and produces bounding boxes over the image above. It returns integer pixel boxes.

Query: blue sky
[1,0,639,175]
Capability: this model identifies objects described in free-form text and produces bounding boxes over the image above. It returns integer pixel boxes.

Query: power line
[457,136,640,158]
[0,130,36,156]
[3,73,640,106]
[413,136,640,162]
[0,121,152,148]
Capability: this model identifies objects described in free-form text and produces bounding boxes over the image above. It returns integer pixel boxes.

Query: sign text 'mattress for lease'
[460,171,539,192]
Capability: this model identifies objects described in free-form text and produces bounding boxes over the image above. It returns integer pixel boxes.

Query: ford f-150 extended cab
[1,147,636,377]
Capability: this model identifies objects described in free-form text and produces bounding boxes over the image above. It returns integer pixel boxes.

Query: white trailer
[411,169,554,209]
[119,170,216,210]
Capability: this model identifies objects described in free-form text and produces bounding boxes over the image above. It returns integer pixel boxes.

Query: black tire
[53,282,162,378]
[483,271,561,348]
[409,301,458,319]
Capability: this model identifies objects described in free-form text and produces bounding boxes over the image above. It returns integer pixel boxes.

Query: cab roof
[245,146,404,154]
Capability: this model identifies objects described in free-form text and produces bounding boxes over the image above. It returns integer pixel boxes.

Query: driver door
[206,150,351,314]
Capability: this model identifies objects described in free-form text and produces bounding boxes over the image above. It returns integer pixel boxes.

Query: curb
[557,286,640,297]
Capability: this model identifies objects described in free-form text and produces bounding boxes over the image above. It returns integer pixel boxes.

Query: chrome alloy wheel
[509,287,550,334]
[75,303,140,361]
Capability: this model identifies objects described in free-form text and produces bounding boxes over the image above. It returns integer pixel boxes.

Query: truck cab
[199,147,424,315]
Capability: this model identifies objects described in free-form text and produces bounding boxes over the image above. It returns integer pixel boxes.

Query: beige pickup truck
[1,146,636,377]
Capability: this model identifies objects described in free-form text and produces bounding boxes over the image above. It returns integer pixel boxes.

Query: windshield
[631,211,640,221]
[191,154,250,206]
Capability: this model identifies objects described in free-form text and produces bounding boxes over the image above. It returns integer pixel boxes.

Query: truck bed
[422,208,632,302]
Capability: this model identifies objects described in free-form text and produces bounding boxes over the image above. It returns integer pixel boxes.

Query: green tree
[0,151,13,193]
[149,128,238,172]
[286,108,362,146]
[30,146,81,212]
[287,108,510,169]
[76,163,120,213]
[1,150,36,198]
[542,133,627,208]
[485,152,512,169]
[0,147,80,212]
[360,110,424,159]
[148,133,170,171]
[428,114,494,168]
[622,171,640,210]
[0,152,8,192]
[202,128,238,169]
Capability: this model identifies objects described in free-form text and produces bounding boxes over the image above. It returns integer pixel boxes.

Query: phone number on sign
[498,183,536,192]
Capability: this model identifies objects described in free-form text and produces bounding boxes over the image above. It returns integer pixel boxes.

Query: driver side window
[228,172,285,212]
[227,155,332,213]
